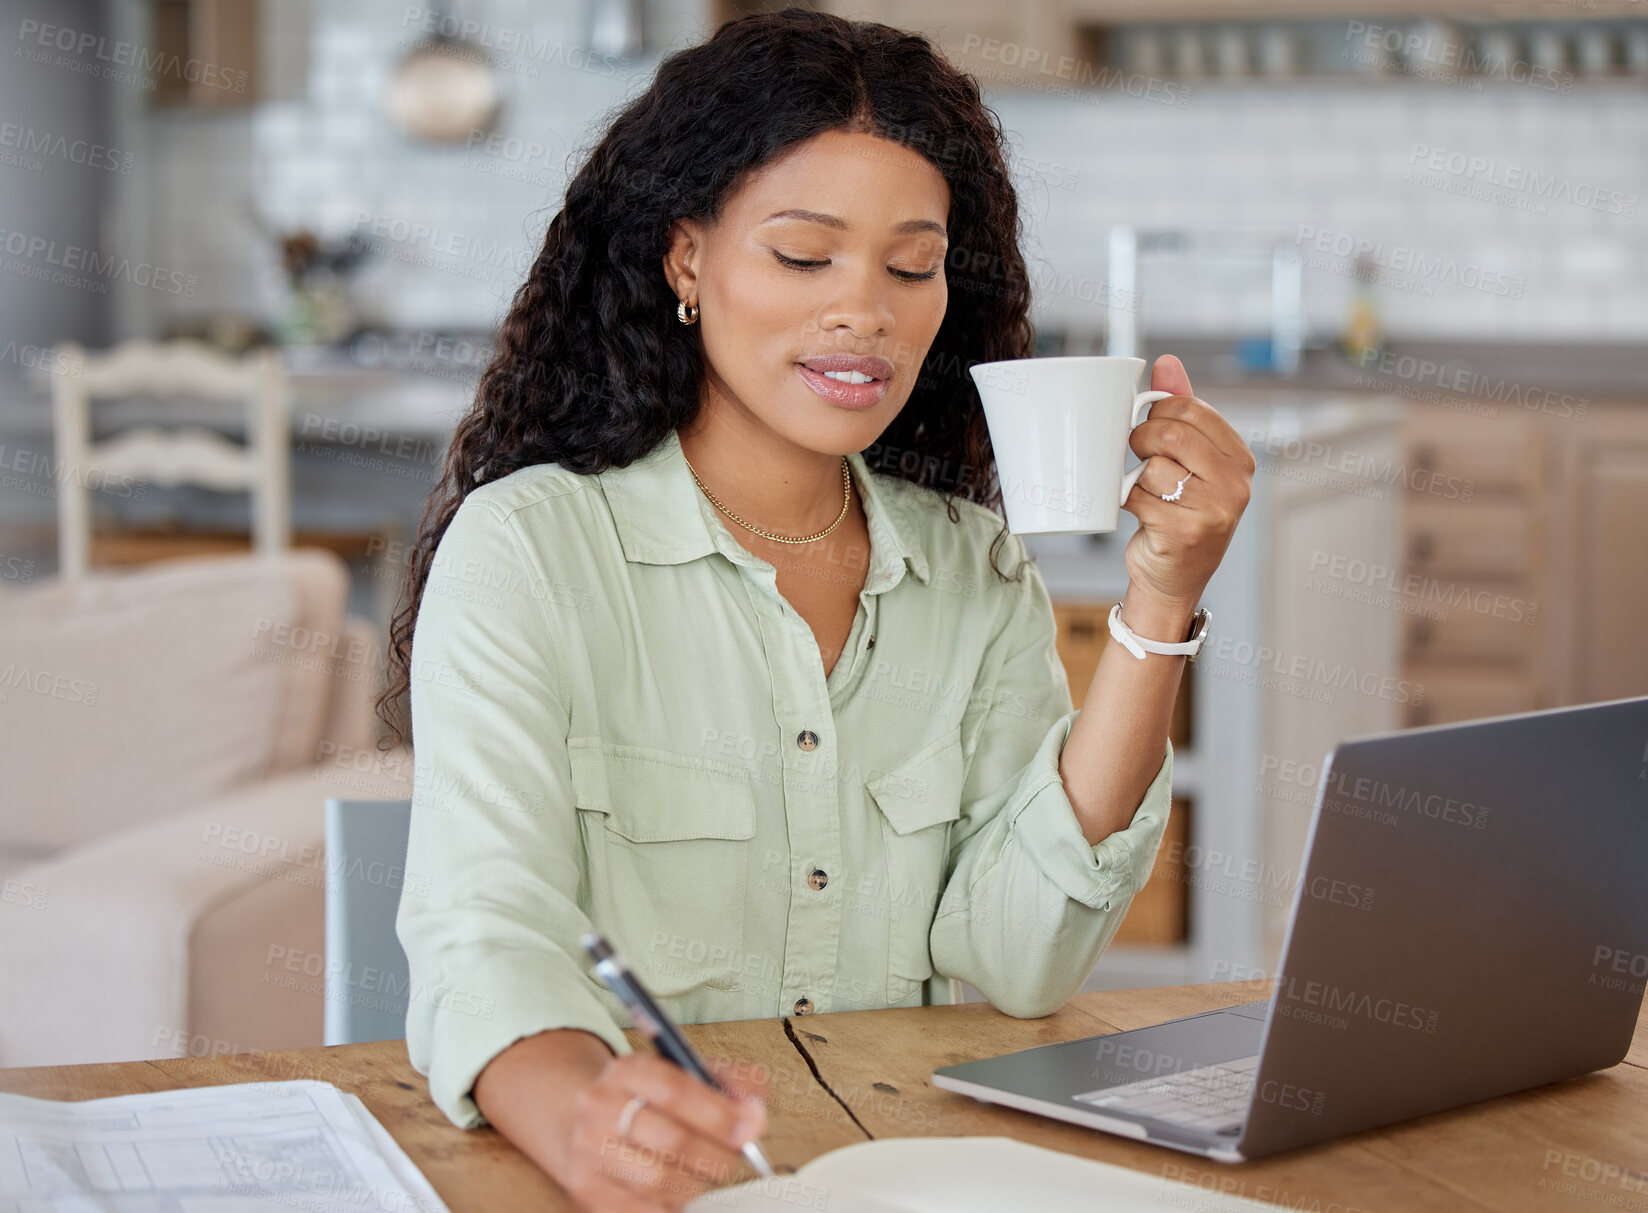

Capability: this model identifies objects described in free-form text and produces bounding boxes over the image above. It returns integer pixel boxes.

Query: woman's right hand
[556,1051,771,1212]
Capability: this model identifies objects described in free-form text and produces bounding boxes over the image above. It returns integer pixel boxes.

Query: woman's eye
[774,251,828,270]
[773,250,940,283]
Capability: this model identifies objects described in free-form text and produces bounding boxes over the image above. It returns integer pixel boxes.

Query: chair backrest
[51,339,290,578]
[324,797,414,1046]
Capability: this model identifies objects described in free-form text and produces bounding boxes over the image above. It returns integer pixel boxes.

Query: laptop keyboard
[1072,1054,1258,1134]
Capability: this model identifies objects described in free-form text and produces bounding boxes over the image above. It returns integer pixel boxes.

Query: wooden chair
[51,339,290,578]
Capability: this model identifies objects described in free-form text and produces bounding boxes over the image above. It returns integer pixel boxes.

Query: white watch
[1107,602,1212,662]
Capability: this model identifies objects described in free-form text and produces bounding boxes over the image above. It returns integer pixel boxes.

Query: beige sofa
[0,549,413,1067]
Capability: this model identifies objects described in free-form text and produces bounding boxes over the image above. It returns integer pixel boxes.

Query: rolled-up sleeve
[930,535,1174,1018]
[396,496,631,1131]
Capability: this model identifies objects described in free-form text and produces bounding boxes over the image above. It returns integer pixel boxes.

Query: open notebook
[0,1079,449,1213]
[690,1136,1291,1212]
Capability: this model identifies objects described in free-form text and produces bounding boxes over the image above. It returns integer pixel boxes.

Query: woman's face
[665,129,950,455]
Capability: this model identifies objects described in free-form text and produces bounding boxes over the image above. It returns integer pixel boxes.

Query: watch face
[1185,608,1211,654]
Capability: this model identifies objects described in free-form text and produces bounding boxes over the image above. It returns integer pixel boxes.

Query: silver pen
[582,933,776,1178]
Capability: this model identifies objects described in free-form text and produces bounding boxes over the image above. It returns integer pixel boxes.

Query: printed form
[0,1080,450,1213]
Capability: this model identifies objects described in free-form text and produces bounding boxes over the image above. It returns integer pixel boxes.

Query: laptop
[932,695,1648,1162]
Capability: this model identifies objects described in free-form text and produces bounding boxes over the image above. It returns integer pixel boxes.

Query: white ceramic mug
[969,355,1172,535]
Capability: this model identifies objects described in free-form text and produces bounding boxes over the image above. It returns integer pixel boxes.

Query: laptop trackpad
[1084,1010,1266,1095]
[936,1008,1267,1107]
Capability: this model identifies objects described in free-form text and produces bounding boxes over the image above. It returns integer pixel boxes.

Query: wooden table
[4,981,1646,1212]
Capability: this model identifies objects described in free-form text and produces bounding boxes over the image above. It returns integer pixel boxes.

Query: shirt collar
[597,427,930,590]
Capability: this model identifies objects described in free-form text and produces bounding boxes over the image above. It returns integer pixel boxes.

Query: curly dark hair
[374,6,1037,748]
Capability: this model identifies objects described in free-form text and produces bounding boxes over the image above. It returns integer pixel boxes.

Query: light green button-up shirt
[397,427,1174,1129]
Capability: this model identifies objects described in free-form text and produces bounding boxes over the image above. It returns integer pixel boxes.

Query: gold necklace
[682,451,853,544]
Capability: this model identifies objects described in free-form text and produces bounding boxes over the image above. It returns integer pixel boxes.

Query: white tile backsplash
[991,80,1648,341]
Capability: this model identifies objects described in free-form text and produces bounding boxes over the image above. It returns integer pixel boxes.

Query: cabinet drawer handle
[1413,442,1437,473]
[1410,532,1436,563]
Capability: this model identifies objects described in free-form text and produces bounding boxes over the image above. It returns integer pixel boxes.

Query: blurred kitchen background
[1,0,1645,1064]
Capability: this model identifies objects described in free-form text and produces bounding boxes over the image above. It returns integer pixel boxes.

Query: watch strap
[1107,602,1211,661]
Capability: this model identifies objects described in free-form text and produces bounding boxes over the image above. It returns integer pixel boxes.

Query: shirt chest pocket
[569,741,756,997]
[864,726,966,1004]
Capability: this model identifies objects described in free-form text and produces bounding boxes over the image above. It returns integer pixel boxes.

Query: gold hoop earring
[677,300,699,326]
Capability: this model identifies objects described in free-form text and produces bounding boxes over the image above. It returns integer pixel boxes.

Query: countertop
[1128,336,1645,403]
[0,349,476,440]
[0,338,1637,443]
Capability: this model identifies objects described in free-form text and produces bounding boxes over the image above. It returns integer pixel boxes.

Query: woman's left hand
[1120,355,1256,611]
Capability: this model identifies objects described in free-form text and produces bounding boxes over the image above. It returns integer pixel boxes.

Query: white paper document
[691,1136,1291,1212]
[0,1079,450,1213]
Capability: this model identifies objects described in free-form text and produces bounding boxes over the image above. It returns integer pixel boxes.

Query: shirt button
[796,729,818,751]
[807,869,828,891]
[794,997,814,1015]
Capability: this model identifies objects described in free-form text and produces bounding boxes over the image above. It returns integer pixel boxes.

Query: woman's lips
[796,355,893,409]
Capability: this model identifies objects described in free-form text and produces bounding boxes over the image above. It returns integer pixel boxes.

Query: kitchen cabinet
[720,0,1083,87]
[1054,0,1645,19]
[1549,406,1648,706]
[749,0,1646,95]
[1407,499,1534,581]
[790,0,1646,28]
[1397,406,1540,730]
[150,0,259,107]
[1254,401,1405,953]
[1398,398,1648,724]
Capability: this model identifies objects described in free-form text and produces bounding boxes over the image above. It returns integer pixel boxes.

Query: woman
[382,9,1253,1211]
